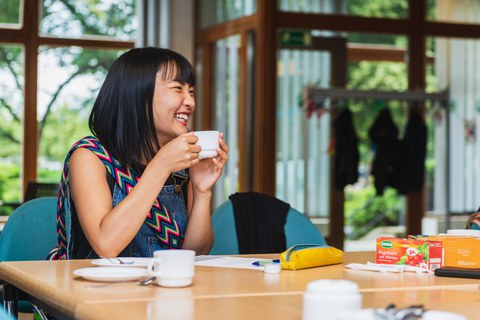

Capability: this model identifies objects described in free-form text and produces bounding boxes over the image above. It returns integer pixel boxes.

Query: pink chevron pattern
[48,136,184,260]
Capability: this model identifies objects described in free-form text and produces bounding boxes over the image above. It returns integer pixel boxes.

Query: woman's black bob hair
[89,47,196,172]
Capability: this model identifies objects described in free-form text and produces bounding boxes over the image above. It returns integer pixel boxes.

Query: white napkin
[344,262,433,274]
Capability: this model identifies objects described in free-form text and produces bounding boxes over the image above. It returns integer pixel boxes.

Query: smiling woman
[47,47,229,261]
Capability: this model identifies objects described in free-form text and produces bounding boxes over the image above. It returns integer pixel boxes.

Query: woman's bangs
[158,59,195,86]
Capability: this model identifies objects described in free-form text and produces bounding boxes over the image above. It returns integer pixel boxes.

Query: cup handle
[147,258,162,276]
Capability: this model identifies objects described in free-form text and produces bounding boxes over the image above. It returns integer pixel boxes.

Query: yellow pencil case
[280,244,344,271]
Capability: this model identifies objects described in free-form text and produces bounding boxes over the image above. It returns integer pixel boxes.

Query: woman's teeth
[175,113,189,121]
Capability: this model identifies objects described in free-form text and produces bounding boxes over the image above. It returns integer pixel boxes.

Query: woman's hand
[154,132,201,173]
[189,132,229,193]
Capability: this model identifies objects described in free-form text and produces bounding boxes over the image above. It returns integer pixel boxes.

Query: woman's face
[152,67,195,146]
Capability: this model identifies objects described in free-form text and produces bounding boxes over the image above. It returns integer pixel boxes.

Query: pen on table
[252,259,280,267]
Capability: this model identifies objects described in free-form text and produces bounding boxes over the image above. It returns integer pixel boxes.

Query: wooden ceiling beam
[277,12,412,35]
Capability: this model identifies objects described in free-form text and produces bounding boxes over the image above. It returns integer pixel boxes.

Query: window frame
[0,0,135,198]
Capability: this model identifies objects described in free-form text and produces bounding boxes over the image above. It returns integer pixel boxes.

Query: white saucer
[73,267,147,282]
[91,257,151,268]
[446,229,480,237]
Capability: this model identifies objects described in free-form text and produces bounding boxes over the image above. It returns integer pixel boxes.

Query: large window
[278,0,409,18]
[40,0,137,39]
[37,46,126,183]
[0,44,23,212]
[198,0,256,28]
[429,36,480,216]
[0,0,136,213]
[193,1,480,252]
[428,0,480,24]
[276,29,410,241]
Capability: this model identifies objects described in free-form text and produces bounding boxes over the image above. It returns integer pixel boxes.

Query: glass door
[276,32,347,247]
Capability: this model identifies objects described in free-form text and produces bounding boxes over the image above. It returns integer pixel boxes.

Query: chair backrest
[209,198,326,255]
[24,182,59,201]
[284,207,326,248]
[0,197,57,261]
[210,200,238,255]
[0,305,16,320]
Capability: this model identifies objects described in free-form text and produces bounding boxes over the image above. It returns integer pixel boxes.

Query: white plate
[91,257,151,268]
[73,267,148,282]
[447,229,480,237]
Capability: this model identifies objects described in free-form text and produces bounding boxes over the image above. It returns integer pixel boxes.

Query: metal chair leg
[2,283,18,318]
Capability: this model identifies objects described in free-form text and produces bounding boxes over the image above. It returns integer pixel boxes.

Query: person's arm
[69,148,171,257]
[70,133,201,257]
[182,133,229,254]
[181,181,214,254]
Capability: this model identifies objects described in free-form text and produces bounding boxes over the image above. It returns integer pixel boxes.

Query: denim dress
[114,183,188,257]
[72,176,189,259]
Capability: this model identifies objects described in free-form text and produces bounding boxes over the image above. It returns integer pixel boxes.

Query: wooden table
[75,288,480,320]
[1,252,479,319]
[0,215,8,232]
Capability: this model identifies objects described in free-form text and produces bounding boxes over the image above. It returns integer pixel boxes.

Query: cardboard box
[413,235,480,269]
[376,237,443,271]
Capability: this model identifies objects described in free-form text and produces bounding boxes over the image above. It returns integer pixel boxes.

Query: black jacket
[368,108,402,195]
[398,109,427,194]
[333,108,359,189]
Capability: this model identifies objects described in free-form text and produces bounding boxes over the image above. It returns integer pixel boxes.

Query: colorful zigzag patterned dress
[48,136,185,260]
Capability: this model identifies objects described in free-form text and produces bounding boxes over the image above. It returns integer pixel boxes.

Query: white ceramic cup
[147,249,195,287]
[302,279,362,320]
[194,130,219,159]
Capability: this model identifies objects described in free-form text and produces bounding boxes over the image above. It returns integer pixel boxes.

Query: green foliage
[0,1,134,205]
[38,168,62,184]
[347,60,408,163]
[0,163,20,200]
[0,163,20,215]
[40,102,91,161]
[348,0,408,18]
[0,0,20,24]
[345,186,404,239]
[40,0,136,39]
[348,61,408,92]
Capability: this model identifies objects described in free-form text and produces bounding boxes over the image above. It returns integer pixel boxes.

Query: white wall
[169,0,195,62]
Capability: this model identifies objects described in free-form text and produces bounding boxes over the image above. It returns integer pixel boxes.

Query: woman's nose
[184,92,195,108]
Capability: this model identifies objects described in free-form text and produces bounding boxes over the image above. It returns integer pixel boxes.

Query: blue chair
[0,197,57,261]
[0,305,16,320]
[209,198,326,255]
[0,197,57,315]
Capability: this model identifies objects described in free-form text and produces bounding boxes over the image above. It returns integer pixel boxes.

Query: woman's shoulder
[70,147,106,173]
[67,136,113,159]
[71,135,102,150]
[66,136,112,168]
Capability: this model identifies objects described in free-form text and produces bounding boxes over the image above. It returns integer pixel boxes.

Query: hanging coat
[333,108,359,189]
[368,108,402,195]
[397,109,427,194]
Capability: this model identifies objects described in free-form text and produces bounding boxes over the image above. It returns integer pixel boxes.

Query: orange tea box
[413,235,480,268]
[376,237,443,271]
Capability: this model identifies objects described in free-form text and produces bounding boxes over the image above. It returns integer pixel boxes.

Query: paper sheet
[195,256,268,270]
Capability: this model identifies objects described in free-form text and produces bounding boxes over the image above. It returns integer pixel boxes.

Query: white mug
[194,130,219,159]
[147,249,195,287]
[302,279,362,320]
